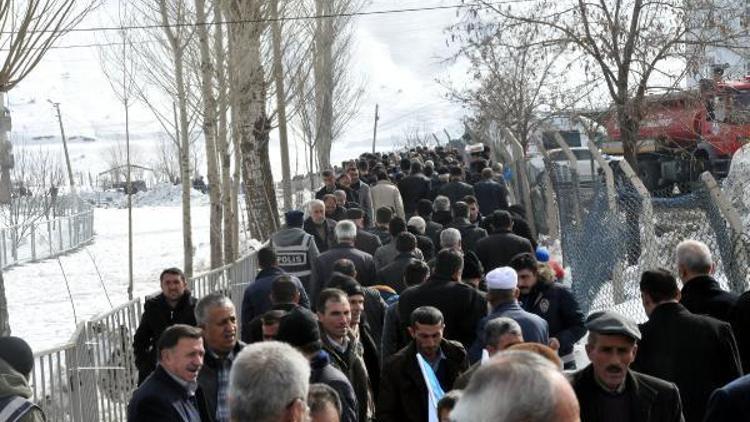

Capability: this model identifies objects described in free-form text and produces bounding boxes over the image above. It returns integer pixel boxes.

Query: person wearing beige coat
[371,173,405,220]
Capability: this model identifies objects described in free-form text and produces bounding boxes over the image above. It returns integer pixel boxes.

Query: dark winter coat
[355,229,382,256]
[376,254,418,294]
[303,217,337,253]
[315,185,337,200]
[380,302,407,367]
[423,219,443,249]
[377,340,468,422]
[197,342,245,422]
[703,373,750,422]
[437,180,474,206]
[509,208,538,250]
[365,226,391,246]
[361,287,387,353]
[475,230,534,273]
[570,365,684,422]
[327,206,348,222]
[310,351,359,422]
[398,174,432,216]
[444,218,487,252]
[468,301,549,363]
[398,275,487,349]
[732,290,750,373]
[631,302,742,422]
[473,179,509,216]
[312,244,378,304]
[321,330,374,422]
[373,242,423,269]
[133,292,197,385]
[519,279,586,359]
[240,267,310,341]
[127,366,210,422]
[680,275,737,323]
[243,303,298,344]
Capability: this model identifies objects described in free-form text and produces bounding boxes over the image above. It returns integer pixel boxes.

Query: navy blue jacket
[473,179,509,216]
[128,366,209,422]
[311,351,359,422]
[469,301,549,363]
[519,280,585,358]
[704,373,750,422]
[240,266,310,340]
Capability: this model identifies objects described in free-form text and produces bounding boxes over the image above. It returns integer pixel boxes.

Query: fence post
[11,226,17,263]
[619,160,657,270]
[552,132,583,224]
[58,218,63,251]
[586,143,617,212]
[30,223,36,261]
[487,125,518,203]
[534,137,560,241]
[502,128,537,238]
[47,221,53,255]
[68,216,73,250]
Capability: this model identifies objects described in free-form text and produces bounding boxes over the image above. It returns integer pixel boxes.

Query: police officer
[270,209,320,295]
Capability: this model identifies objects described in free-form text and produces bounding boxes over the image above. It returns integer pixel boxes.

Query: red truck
[601,76,750,191]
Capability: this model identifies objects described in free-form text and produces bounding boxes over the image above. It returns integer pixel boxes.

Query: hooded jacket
[0,359,45,422]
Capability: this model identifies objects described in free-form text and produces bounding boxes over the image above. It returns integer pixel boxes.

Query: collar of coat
[572,365,659,420]
[681,275,721,295]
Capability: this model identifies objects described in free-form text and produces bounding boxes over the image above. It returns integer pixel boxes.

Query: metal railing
[30,250,258,421]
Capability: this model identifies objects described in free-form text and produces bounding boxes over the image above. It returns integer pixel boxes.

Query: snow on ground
[5,205,213,353]
[79,184,210,208]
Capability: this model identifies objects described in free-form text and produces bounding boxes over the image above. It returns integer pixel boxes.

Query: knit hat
[0,336,34,377]
[285,210,304,227]
[275,307,321,349]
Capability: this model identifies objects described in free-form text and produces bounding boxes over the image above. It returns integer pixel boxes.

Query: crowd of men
[2,145,739,422]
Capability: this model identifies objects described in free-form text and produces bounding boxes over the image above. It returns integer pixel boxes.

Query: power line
[0,0,532,35]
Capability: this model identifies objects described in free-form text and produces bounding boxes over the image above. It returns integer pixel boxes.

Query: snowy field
[5,204,214,353]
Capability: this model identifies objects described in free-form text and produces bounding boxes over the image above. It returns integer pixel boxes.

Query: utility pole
[372,104,379,153]
[49,101,75,194]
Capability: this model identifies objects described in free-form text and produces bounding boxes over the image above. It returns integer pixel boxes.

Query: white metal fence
[30,251,258,421]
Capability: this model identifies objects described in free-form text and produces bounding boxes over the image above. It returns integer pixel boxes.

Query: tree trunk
[314,0,334,171]
[175,62,193,277]
[214,4,235,263]
[0,272,10,335]
[618,108,640,172]
[271,0,293,211]
[195,0,223,269]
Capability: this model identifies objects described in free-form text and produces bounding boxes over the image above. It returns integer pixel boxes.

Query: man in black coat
[732,291,750,373]
[416,199,443,245]
[508,205,538,250]
[473,167,509,216]
[398,161,432,217]
[511,253,585,369]
[128,325,210,422]
[311,220,377,303]
[133,268,197,385]
[315,169,338,200]
[475,210,534,273]
[437,167,474,205]
[571,311,684,422]
[398,249,488,349]
[376,232,419,293]
[676,240,737,323]
[377,306,468,422]
[304,199,338,253]
[703,373,750,421]
[195,294,245,422]
[632,269,742,422]
[346,208,381,256]
[441,201,487,252]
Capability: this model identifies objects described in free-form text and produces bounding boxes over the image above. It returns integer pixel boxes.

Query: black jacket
[398,174,432,216]
[570,365,684,422]
[365,226,391,246]
[377,340,468,422]
[243,303,298,344]
[423,219,443,248]
[355,229,382,256]
[680,275,737,323]
[438,180,474,205]
[631,302,742,422]
[398,275,487,349]
[445,218,487,252]
[519,280,585,358]
[303,217,337,253]
[312,244,377,304]
[376,254,418,294]
[703,373,750,422]
[732,290,750,373]
[473,179,509,216]
[475,230,534,273]
[310,351,359,422]
[197,342,245,422]
[133,292,197,385]
[128,366,209,422]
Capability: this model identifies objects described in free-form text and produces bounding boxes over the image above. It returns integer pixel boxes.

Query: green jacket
[0,358,45,422]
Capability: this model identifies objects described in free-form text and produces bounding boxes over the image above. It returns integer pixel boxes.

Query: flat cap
[346,208,364,220]
[585,310,641,341]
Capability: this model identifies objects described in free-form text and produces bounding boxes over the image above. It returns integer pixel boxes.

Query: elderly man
[133,267,197,385]
[451,351,579,422]
[128,325,208,422]
[453,317,524,389]
[304,199,338,253]
[676,239,737,323]
[632,269,741,422]
[468,267,548,363]
[312,220,377,303]
[228,341,310,422]
[377,306,468,422]
[346,208,381,256]
[406,216,435,262]
[195,294,243,422]
[571,311,684,422]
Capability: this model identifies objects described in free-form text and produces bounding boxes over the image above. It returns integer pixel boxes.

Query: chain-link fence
[536,133,750,323]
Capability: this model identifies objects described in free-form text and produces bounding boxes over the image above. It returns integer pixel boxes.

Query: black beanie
[0,336,34,377]
[276,307,321,349]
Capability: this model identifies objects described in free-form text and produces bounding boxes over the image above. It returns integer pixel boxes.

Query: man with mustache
[569,311,684,422]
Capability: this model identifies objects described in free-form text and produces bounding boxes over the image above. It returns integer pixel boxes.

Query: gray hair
[484,317,523,348]
[334,190,347,201]
[434,195,451,212]
[229,341,310,422]
[335,220,357,242]
[676,239,713,275]
[407,216,426,235]
[451,351,562,422]
[440,228,461,249]
[194,293,234,327]
[308,199,325,212]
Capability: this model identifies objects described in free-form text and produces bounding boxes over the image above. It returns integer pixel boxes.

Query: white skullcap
[486,267,518,290]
